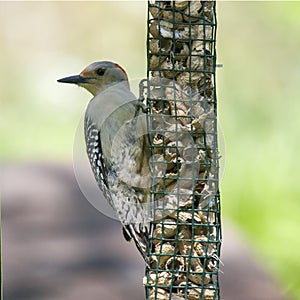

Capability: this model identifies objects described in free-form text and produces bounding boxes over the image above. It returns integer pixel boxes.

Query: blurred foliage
[217,2,300,299]
[0,1,300,299]
[0,1,147,160]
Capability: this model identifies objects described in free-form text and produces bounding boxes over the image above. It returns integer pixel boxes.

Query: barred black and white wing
[84,116,112,205]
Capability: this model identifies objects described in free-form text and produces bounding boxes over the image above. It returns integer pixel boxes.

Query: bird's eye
[96,68,106,76]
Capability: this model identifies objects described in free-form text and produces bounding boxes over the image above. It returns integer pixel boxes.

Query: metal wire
[144,1,221,299]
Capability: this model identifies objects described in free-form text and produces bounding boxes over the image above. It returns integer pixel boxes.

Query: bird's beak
[57,75,90,84]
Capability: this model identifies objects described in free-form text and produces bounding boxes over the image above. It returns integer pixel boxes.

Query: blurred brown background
[1,162,287,300]
[1,1,299,299]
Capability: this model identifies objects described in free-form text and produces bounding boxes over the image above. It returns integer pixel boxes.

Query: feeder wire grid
[143,1,221,300]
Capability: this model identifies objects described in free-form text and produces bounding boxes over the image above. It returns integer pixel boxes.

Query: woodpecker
[58,61,150,263]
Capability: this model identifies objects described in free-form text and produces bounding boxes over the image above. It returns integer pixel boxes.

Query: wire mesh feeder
[143,1,221,299]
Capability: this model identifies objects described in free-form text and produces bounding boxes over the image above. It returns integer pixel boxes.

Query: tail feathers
[123,224,149,266]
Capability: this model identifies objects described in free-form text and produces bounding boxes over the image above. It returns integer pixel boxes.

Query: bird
[58,61,150,263]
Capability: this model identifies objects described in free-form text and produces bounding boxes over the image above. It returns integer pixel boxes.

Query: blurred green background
[1,1,299,299]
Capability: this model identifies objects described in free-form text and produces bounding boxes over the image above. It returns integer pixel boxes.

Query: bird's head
[57,61,129,96]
